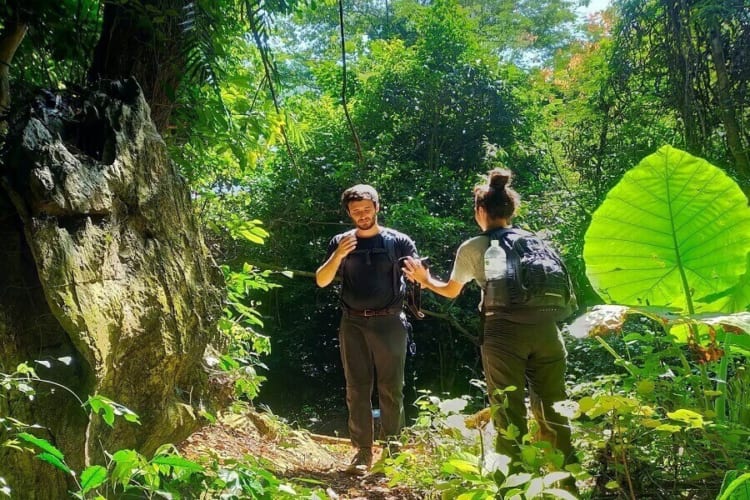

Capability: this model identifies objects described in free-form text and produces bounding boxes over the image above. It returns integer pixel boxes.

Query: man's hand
[334,233,357,260]
[315,232,357,288]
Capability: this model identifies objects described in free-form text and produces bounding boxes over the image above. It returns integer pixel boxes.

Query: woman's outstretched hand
[402,256,430,285]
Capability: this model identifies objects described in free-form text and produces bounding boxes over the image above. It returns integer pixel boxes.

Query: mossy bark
[0,79,223,497]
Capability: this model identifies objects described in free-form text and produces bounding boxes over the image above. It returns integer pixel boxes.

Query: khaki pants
[338,312,407,449]
[481,319,574,466]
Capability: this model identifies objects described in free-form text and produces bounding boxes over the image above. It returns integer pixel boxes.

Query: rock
[0,78,224,497]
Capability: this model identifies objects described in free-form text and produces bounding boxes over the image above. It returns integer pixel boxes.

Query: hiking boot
[345,447,372,475]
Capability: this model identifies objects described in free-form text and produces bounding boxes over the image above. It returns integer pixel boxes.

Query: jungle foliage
[1,0,750,498]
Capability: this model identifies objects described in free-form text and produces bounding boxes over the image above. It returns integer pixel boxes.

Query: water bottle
[484,239,508,307]
[484,240,506,279]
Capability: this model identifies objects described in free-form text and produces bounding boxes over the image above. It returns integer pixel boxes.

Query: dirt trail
[177,410,424,499]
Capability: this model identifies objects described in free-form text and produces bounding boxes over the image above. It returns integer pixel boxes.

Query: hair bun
[488,168,512,189]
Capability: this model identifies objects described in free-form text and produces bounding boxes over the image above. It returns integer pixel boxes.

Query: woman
[402,168,575,470]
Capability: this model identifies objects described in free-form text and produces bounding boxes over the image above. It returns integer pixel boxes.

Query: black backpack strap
[380,229,399,296]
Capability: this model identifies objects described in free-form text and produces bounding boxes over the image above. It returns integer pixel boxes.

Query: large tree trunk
[665,1,702,155]
[88,0,187,132]
[707,20,750,191]
[0,20,27,119]
[0,79,223,497]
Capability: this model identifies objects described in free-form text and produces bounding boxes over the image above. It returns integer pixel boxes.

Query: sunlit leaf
[87,396,115,427]
[278,484,296,495]
[641,418,662,428]
[37,452,71,474]
[543,488,578,500]
[80,465,108,493]
[701,254,750,312]
[456,490,494,500]
[655,423,682,433]
[577,397,594,414]
[542,471,571,486]
[667,408,705,428]
[151,455,204,473]
[584,146,750,312]
[110,449,143,485]
[526,477,544,497]
[15,363,37,377]
[16,433,64,461]
[443,459,479,475]
[718,471,750,500]
[502,472,533,488]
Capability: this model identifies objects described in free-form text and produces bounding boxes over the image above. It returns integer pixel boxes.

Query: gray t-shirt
[450,235,490,287]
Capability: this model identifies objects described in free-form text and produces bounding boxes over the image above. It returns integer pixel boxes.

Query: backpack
[339,229,425,319]
[482,227,576,324]
[341,228,402,298]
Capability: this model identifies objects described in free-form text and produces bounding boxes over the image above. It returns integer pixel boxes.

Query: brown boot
[345,447,373,475]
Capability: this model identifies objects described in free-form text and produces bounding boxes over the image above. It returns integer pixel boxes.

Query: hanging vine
[338,0,363,166]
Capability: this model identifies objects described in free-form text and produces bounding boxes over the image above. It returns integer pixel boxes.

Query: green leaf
[702,254,750,312]
[150,455,204,473]
[87,395,116,427]
[543,471,572,486]
[526,477,544,497]
[718,471,750,500]
[584,146,750,313]
[80,466,108,493]
[667,408,705,428]
[542,488,579,500]
[36,452,71,474]
[110,449,143,485]
[655,423,682,433]
[501,472,533,488]
[456,490,494,499]
[442,459,480,475]
[16,433,64,461]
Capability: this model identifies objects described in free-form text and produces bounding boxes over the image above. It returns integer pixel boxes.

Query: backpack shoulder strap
[380,228,401,297]
[381,228,399,262]
[483,227,513,239]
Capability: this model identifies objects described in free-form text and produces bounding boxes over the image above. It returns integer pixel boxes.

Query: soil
[177,409,425,499]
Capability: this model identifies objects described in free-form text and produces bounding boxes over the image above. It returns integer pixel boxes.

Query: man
[316,184,418,474]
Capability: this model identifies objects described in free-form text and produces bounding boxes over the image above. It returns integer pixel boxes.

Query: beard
[355,218,376,230]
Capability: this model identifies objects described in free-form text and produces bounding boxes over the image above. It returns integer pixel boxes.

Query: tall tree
[88,0,189,130]
[614,0,750,189]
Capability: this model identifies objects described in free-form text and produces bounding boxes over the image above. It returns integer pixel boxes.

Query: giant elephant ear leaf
[583,145,750,313]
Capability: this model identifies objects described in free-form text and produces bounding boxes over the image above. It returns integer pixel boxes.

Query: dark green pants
[481,319,574,466]
[338,312,407,449]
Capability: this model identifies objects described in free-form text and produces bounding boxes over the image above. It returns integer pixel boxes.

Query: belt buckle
[363,309,376,317]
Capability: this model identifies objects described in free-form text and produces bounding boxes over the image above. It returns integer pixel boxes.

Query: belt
[344,306,402,317]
